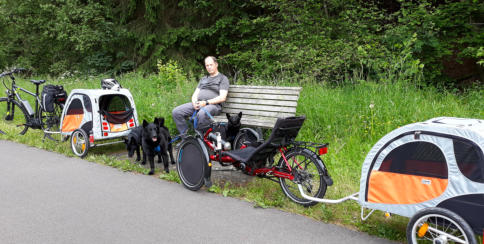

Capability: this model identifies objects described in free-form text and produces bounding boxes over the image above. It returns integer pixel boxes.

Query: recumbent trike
[176,115,334,206]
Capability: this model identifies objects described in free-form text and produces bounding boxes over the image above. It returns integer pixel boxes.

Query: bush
[156,60,188,90]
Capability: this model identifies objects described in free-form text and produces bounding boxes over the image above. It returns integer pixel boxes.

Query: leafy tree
[0,0,482,87]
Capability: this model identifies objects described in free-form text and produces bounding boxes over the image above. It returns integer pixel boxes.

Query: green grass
[0,73,482,242]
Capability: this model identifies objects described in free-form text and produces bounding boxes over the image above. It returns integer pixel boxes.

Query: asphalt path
[0,140,396,244]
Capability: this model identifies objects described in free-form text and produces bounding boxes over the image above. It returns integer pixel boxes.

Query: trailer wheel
[407,207,477,244]
[71,129,89,158]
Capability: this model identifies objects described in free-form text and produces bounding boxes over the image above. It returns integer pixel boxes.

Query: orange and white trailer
[59,87,139,158]
[297,117,484,244]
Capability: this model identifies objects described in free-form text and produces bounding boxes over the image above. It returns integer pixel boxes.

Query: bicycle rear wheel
[278,147,327,207]
[41,103,63,141]
[0,97,29,136]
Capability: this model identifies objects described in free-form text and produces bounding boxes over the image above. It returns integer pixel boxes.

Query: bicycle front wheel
[0,97,29,136]
[41,103,63,141]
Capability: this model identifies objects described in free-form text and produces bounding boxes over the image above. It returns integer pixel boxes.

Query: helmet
[101,78,122,90]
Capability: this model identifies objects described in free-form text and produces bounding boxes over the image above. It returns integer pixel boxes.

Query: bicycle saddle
[221,116,306,164]
[30,80,46,85]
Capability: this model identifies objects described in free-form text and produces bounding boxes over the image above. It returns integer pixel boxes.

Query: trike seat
[221,116,306,164]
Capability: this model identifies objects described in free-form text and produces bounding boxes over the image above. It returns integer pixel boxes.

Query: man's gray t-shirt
[197,73,229,102]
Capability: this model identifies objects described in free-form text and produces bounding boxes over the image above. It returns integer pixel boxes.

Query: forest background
[0,0,483,88]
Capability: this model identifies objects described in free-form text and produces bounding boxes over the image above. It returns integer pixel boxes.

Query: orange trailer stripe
[368,171,448,204]
[61,114,84,132]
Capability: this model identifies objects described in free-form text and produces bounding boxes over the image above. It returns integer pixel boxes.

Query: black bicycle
[0,68,66,140]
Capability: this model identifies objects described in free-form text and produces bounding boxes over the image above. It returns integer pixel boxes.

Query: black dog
[141,118,169,175]
[124,126,143,161]
[225,112,242,144]
[156,117,175,166]
[210,112,242,147]
[125,126,164,163]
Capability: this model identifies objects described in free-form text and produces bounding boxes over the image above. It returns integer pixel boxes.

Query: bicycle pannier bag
[42,85,67,112]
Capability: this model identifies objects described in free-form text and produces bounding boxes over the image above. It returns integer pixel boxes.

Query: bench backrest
[213,85,302,129]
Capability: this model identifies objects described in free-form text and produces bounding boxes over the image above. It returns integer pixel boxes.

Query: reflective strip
[108,123,128,132]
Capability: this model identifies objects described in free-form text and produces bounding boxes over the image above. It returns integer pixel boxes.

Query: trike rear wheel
[233,128,261,149]
[176,137,207,191]
[278,148,327,207]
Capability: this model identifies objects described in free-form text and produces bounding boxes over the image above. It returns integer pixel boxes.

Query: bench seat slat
[230,85,302,91]
[223,103,296,113]
[238,120,274,128]
[228,92,299,101]
[221,108,295,118]
[214,115,278,123]
[229,87,301,95]
[213,116,277,129]
[225,97,298,107]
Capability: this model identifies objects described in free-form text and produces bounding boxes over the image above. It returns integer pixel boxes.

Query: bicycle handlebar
[0,68,26,78]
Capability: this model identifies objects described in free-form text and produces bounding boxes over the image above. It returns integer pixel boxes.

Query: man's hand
[192,101,200,110]
[194,100,209,109]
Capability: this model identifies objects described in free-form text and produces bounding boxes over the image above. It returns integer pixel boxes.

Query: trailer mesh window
[99,94,133,124]
[379,142,448,179]
[454,139,484,183]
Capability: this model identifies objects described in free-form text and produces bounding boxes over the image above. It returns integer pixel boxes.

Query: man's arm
[201,90,227,106]
[192,88,201,109]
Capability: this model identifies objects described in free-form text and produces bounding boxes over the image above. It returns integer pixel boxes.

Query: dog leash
[201,107,215,120]
[190,107,214,130]
[169,136,180,144]
[170,107,217,145]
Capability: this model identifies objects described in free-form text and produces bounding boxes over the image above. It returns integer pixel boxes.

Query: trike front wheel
[278,147,327,207]
[176,137,207,191]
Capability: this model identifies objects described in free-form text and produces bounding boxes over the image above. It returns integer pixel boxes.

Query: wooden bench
[213,85,302,129]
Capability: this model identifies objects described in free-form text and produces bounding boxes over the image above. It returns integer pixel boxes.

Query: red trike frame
[201,127,325,181]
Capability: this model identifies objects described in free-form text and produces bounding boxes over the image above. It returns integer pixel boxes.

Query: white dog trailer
[60,88,139,157]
